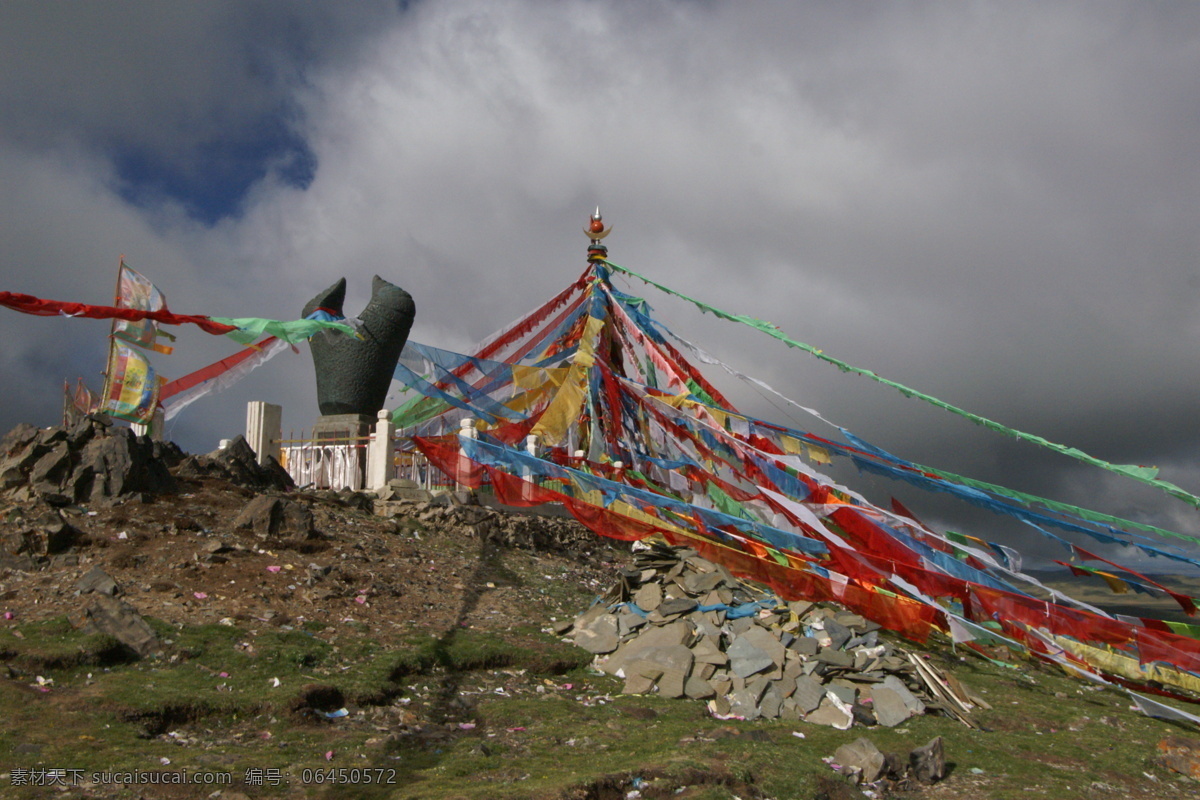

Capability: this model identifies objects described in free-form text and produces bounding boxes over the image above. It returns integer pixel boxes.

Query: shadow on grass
[322,529,519,799]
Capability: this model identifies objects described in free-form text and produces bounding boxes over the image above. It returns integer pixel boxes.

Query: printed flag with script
[100,342,164,424]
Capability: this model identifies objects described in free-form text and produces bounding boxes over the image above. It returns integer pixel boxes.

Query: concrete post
[456,418,479,491]
[245,402,283,466]
[367,409,395,492]
[522,434,539,502]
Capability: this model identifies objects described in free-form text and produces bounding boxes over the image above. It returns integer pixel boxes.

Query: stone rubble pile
[0,420,294,512]
[174,434,294,492]
[0,418,181,507]
[377,494,603,554]
[566,542,981,729]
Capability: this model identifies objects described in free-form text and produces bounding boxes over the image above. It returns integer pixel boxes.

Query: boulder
[910,736,946,784]
[71,427,176,500]
[834,738,888,784]
[69,594,158,657]
[77,566,120,596]
[232,495,315,540]
[1158,735,1200,781]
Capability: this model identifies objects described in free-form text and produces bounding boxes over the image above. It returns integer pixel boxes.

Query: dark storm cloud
[1,1,1198,557]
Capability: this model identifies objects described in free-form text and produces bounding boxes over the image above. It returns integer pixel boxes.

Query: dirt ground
[0,477,627,648]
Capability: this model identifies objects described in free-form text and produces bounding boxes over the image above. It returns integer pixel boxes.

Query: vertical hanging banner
[112,263,174,354]
[101,342,163,424]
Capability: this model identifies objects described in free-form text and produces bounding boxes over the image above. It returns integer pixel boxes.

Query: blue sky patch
[111,121,316,226]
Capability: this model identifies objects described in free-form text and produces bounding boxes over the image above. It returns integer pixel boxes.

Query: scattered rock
[174,435,293,491]
[69,594,158,657]
[826,735,944,788]
[1158,735,1200,780]
[76,566,120,596]
[833,738,888,783]
[910,735,947,784]
[232,495,316,540]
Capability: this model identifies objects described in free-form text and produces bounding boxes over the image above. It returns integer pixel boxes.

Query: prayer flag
[112,263,174,354]
[101,342,163,424]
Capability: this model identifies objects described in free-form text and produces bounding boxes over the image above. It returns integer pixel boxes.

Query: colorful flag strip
[382,257,1200,697]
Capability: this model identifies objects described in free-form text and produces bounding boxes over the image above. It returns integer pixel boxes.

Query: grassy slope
[1,540,1198,799]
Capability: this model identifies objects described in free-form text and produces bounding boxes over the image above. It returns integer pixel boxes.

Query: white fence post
[367,409,395,493]
[457,418,478,491]
[246,401,283,466]
[522,434,539,502]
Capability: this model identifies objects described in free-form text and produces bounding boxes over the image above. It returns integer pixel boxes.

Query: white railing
[393,447,455,491]
[280,440,368,491]
[261,409,489,495]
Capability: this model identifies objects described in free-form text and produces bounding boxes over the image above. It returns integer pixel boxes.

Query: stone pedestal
[311,413,375,443]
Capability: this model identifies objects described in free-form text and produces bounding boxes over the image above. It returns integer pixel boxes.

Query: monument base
[309,414,374,491]
[311,414,375,442]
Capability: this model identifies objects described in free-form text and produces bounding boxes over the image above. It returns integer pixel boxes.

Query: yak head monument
[301,275,415,443]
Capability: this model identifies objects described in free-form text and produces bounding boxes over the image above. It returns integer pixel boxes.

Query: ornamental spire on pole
[585,206,612,264]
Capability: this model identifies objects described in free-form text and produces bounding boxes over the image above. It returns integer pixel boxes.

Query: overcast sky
[2,1,1198,561]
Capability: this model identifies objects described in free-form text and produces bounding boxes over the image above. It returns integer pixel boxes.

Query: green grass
[1,615,1197,799]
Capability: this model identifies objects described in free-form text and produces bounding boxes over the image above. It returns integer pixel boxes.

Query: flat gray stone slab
[76,566,119,596]
[684,676,716,699]
[789,636,820,656]
[637,644,694,675]
[633,582,663,611]
[825,682,857,706]
[728,687,763,720]
[871,687,913,727]
[658,597,697,616]
[788,600,815,617]
[822,618,852,650]
[745,675,772,705]
[727,637,773,678]
[692,635,728,666]
[833,612,871,632]
[658,668,688,699]
[623,673,657,695]
[601,620,692,676]
[792,675,825,713]
[780,697,803,720]
[805,695,853,729]
[740,625,786,668]
[833,738,887,783]
[816,647,854,668]
[617,611,647,637]
[689,612,721,638]
[880,675,926,715]
[573,613,620,654]
[684,570,724,595]
[759,684,783,719]
[72,594,158,657]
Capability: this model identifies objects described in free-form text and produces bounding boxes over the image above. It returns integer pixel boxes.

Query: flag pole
[99,256,126,416]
